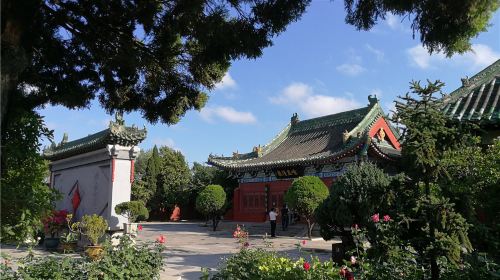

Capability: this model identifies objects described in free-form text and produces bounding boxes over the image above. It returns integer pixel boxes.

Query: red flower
[243,242,250,247]
[352,224,359,230]
[301,240,307,246]
[383,215,391,222]
[303,261,311,271]
[339,267,355,279]
[138,225,143,231]
[156,234,166,244]
[371,213,380,223]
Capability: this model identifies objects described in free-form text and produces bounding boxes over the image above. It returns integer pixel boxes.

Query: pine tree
[144,146,161,212]
[395,80,472,280]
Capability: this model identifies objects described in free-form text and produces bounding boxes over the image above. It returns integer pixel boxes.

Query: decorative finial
[368,95,378,106]
[60,133,68,146]
[461,76,470,87]
[252,145,262,157]
[115,111,125,125]
[342,130,350,144]
[291,113,299,125]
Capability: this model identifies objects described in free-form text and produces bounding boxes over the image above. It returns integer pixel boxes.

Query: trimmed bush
[115,201,149,222]
[284,176,329,238]
[196,185,226,231]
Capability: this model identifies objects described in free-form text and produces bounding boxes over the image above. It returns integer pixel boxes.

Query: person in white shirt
[269,208,278,237]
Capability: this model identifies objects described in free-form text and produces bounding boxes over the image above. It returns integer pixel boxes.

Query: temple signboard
[273,167,304,179]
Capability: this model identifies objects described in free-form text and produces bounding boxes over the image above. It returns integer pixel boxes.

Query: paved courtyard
[1,221,340,280]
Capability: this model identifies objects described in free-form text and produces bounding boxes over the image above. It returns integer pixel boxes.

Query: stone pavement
[1,221,341,280]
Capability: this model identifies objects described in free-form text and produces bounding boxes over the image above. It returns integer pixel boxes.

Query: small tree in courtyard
[285,176,329,239]
[196,185,226,231]
[316,162,393,244]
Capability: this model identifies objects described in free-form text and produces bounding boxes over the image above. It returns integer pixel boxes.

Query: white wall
[50,145,139,231]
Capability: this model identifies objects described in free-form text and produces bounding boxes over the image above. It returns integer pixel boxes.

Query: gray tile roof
[208,98,400,171]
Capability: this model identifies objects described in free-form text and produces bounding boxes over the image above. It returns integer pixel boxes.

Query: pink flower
[371,213,380,223]
[301,240,307,246]
[383,215,391,222]
[138,225,143,231]
[350,256,357,265]
[352,224,359,230]
[303,261,311,271]
[156,234,166,244]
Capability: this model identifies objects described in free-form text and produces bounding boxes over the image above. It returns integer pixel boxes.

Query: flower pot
[60,241,78,253]
[123,222,138,235]
[85,245,104,261]
[44,237,60,250]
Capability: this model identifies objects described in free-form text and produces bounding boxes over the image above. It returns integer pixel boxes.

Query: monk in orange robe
[170,204,181,222]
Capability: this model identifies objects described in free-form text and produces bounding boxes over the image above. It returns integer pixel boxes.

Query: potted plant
[42,209,68,250]
[115,201,149,235]
[80,214,108,260]
[59,214,80,253]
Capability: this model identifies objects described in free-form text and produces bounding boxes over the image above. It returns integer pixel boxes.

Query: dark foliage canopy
[2,0,497,132]
[1,0,309,128]
[344,0,498,56]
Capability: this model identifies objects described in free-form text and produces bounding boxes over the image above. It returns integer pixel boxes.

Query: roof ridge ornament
[461,76,470,87]
[368,95,378,106]
[115,111,125,126]
[60,133,68,146]
[291,113,299,125]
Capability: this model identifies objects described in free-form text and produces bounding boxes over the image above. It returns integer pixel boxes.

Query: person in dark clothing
[269,208,278,237]
[281,204,289,231]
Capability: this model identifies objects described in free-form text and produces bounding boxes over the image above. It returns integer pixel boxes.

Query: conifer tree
[394,80,472,280]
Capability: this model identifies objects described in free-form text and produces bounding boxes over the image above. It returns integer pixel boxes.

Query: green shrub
[88,235,164,279]
[115,201,149,222]
[212,248,342,280]
[196,185,226,231]
[16,257,84,280]
[1,235,166,280]
[315,163,394,243]
[284,176,329,238]
[80,214,108,246]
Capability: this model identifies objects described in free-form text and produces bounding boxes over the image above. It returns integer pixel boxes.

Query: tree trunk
[212,216,217,231]
[306,219,314,239]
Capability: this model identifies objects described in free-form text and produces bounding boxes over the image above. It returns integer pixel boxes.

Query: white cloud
[200,106,257,124]
[270,82,361,118]
[407,44,500,70]
[366,44,385,62]
[336,63,366,76]
[152,137,180,151]
[215,72,237,90]
[385,13,399,30]
[466,44,500,68]
[384,13,410,33]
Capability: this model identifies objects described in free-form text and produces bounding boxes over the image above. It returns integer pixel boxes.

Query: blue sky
[39,1,500,166]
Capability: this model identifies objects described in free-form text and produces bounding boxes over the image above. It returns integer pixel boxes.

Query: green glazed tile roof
[442,59,500,124]
[208,97,400,171]
[43,119,147,161]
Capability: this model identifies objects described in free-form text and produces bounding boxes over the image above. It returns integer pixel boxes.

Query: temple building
[208,96,401,222]
[441,59,500,143]
[43,113,147,230]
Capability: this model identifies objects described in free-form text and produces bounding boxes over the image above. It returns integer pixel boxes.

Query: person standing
[281,204,289,231]
[269,207,278,237]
